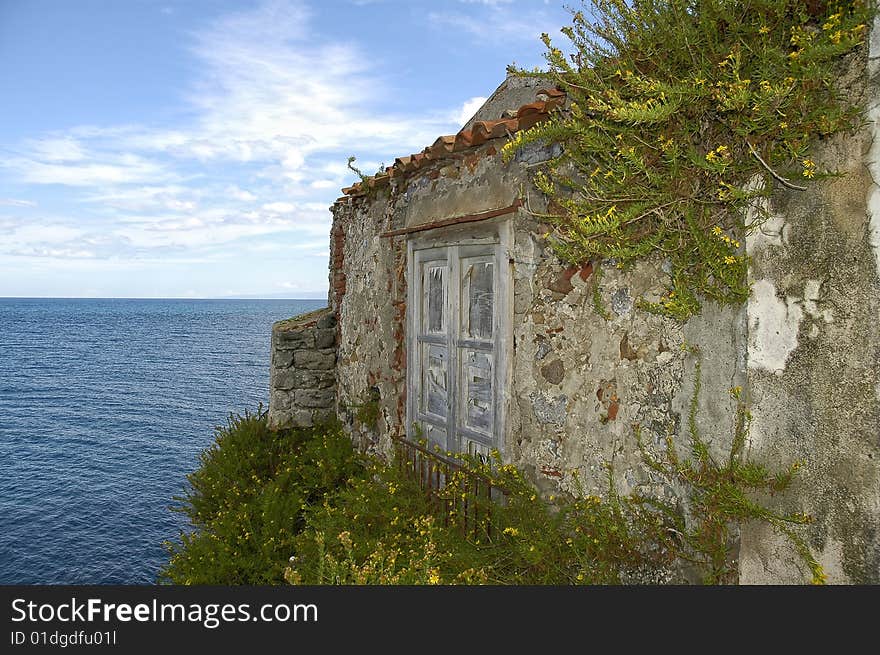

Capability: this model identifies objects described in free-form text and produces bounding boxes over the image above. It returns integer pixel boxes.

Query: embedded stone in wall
[268,308,338,430]
[530,392,568,426]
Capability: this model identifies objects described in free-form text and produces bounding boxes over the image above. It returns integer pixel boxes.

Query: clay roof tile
[339,87,565,196]
[516,101,546,118]
[453,130,474,151]
[537,87,565,98]
[428,135,456,158]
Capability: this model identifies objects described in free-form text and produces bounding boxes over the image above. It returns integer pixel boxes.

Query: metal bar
[392,436,510,540]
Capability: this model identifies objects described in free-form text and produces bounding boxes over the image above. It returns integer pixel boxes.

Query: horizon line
[0,295,328,301]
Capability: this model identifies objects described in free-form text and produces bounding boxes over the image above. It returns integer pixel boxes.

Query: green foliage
[345,389,381,430]
[159,409,361,584]
[285,451,676,585]
[590,263,613,320]
[505,0,873,318]
[346,156,386,200]
[164,404,821,585]
[285,459,483,584]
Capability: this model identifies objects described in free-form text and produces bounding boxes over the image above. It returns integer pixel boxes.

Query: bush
[160,409,361,584]
[505,0,874,319]
[163,401,819,585]
[284,451,678,585]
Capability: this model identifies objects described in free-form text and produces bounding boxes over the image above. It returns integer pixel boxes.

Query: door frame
[405,218,513,456]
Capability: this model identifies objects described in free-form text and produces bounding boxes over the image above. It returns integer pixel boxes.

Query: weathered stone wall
[507,218,745,504]
[267,308,337,430]
[329,190,408,451]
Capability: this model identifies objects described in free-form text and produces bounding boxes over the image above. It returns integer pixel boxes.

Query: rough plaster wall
[870,14,880,281]
[333,142,543,455]
[507,221,743,503]
[393,145,521,227]
[332,194,407,453]
[739,38,880,584]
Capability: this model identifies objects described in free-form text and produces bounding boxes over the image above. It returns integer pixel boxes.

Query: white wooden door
[409,233,508,456]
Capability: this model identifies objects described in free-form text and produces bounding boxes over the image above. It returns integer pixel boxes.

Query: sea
[0,297,325,584]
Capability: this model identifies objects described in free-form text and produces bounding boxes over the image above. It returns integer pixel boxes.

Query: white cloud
[429,4,563,44]
[0,198,36,207]
[227,186,256,202]
[4,153,169,187]
[0,0,473,290]
[24,136,88,162]
[454,96,488,127]
[262,202,296,213]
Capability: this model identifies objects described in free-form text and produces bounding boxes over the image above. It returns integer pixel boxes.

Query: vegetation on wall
[504,0,873,319]
[635,352,823,584]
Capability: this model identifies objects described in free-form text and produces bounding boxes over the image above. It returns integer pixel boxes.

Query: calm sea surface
[0,297,325,584]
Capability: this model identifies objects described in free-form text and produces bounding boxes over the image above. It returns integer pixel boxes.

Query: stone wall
[267,308,337,430]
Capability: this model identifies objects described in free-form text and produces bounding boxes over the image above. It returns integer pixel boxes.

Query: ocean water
[0,297,325,584]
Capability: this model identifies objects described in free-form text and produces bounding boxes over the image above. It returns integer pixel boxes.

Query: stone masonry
[267,308,338,430]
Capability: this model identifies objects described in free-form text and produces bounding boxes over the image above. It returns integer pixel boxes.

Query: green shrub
[159,409,361,584]
[505,0,874,319]
[284,450,678,585]
[285,459,484,584]
[163,405,819,585]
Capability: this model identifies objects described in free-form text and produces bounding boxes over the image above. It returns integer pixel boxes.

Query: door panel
[424,264,447,335]
[460,349,493,436]
[461,259,494,340]
[422,344,448,418]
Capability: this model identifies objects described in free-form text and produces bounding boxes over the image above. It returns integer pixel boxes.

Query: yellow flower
[428,570,441,585]
[724,256,737,265]
[712,226,723,236]
[503,527,520,537]
[802,158,816,178]
[758,25,770,35]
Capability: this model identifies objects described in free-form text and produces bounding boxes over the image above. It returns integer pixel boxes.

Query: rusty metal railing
[392,436,508,542]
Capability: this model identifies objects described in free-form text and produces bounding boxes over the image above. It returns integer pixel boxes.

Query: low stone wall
[267,308,337,430]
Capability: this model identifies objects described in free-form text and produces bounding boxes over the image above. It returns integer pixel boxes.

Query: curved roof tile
[337,87,564,201]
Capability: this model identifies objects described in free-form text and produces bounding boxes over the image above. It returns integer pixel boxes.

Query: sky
[0,0,574,299]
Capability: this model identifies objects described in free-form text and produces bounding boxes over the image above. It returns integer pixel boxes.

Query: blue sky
[0,0,573,298]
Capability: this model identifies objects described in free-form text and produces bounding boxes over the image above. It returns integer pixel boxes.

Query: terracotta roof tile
[543,87,565,96]
[516,101,546,118]
[340,86,565,198]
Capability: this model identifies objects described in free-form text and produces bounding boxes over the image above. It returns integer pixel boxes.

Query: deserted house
[268,29,880,585]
